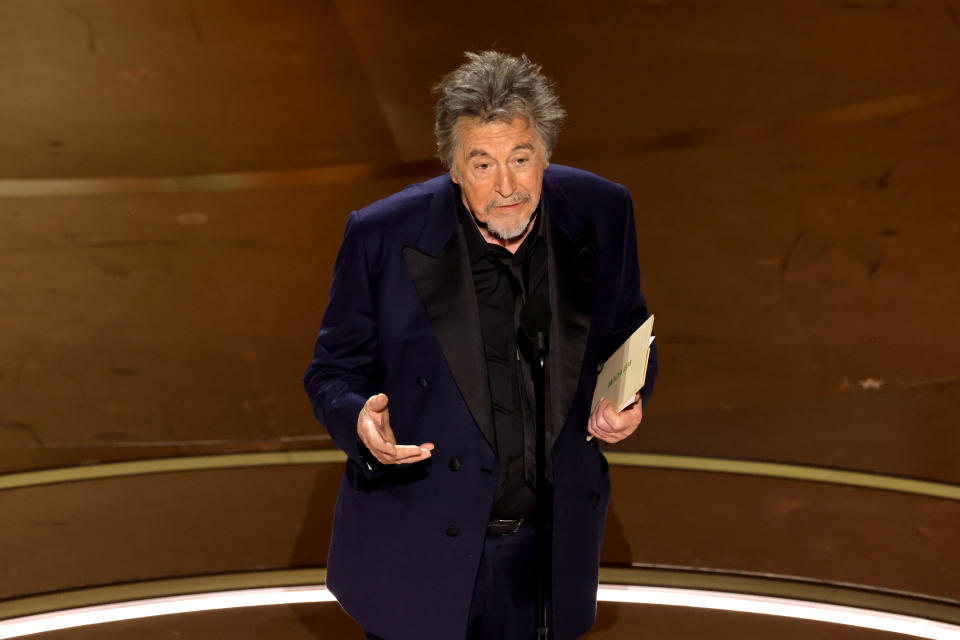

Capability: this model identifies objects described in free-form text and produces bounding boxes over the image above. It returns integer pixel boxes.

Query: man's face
[451,117,548,242]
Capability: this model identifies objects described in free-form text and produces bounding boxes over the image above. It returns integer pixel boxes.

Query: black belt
[486,518,524,536]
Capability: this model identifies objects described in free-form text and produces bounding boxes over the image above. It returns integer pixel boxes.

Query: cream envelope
[591,314,655,413]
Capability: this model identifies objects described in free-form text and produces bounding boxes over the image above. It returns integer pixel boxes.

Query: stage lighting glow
[597,586,960,640]
[0,587,335,639]
[2,584,959,639]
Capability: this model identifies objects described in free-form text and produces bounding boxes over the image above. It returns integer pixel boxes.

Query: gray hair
[433,51,566,171]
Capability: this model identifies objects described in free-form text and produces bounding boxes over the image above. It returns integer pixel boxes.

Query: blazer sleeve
[610,188,658,408]
[303,210,383,476]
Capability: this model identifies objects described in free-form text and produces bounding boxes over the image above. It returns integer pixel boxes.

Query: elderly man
[304,51,657,640]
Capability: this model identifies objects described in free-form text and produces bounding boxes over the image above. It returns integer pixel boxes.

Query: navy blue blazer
[304,164,657,640]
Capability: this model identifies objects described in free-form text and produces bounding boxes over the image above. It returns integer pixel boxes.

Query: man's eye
[516,157,528,165]
[476,163,489,171]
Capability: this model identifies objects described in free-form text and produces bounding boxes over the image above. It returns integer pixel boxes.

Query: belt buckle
[488,518,524,536]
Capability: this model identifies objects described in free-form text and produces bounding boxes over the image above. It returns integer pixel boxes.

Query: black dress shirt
[456,189,547,519]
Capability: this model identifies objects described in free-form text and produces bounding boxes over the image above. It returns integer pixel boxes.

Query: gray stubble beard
[484,193,535,241]
[485,212,535,241]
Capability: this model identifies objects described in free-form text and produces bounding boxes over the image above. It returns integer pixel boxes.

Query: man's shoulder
[341,174,459,259]
[543,165,632,232]
[352,174,449,227]
[544,164,629,203]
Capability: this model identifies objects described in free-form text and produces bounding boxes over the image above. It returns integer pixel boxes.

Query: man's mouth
[490,197,529,212]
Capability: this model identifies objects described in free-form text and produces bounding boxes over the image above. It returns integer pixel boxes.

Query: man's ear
[449,168,459,185]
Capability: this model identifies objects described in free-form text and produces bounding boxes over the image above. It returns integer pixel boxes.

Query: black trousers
[365,522,547,640]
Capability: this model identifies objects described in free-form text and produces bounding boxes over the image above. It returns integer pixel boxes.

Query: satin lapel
[546,211,596,438]
[403,230,495,450]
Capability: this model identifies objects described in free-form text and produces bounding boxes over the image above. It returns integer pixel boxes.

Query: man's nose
[495,167,516,197]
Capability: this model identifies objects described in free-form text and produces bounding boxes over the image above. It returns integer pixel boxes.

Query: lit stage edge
[3,454,959,636]
[4,450,959,501]
[2,573,960,639]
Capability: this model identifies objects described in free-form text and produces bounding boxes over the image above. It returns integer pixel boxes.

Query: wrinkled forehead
[453,115,545,158]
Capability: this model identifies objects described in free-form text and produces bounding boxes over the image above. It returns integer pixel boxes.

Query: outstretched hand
[358,393,434,464]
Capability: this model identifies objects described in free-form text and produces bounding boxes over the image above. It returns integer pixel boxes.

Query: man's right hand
[358,393,434,465]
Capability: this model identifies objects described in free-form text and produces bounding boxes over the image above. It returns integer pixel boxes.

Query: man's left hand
[588,395,643,443]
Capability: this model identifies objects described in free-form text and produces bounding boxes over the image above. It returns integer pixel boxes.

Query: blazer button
[446,526,459,537]
[592,493,601,508]
[449,457,461,471]
[417,376,428,388]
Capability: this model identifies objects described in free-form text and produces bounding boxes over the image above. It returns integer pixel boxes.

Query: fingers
[372,442,433,465]
[358,393,434,465]
[361,429,434,465]
[587,398,602,441]
[587,397,643,444]
[365,392,390,414]
[587,398,608,442]
[392,443,434,464]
